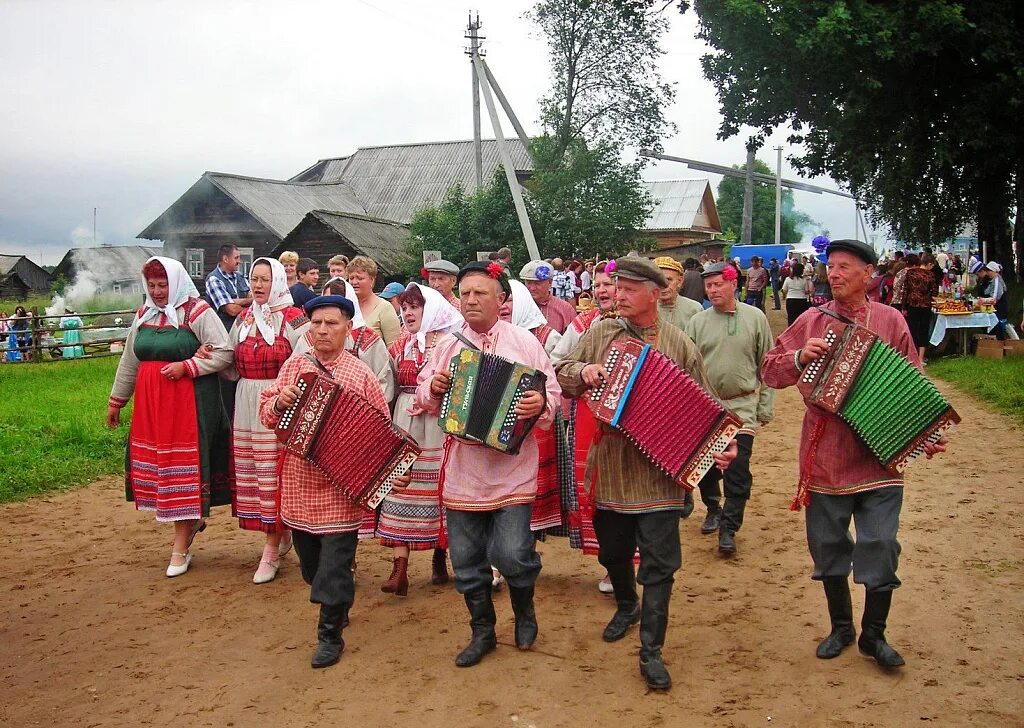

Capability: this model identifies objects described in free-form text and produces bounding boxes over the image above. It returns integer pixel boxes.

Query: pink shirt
[415,320,563,511]
[536,295,577,335]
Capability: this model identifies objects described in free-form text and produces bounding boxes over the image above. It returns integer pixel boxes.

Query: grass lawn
[0,357,131,502]
[929,355,1024,426]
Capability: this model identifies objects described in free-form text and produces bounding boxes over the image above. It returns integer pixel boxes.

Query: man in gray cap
[762,239,947,670]
[520,259,577,334]
[556,256,737,692]
[685,261,774,556]
[425,259,461,311]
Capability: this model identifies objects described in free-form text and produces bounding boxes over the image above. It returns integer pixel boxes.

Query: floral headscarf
[238,257,294,345]
[137,256,200,329]
[404,282,463,356]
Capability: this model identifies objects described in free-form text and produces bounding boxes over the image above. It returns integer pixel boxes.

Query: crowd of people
[106,238,952,690]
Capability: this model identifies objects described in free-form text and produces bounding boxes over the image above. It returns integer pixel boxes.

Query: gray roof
[289,157,351,183]
[55,245,163,281]
[0,255,22,275]
[642,179,721,233]
[279,210,412,276]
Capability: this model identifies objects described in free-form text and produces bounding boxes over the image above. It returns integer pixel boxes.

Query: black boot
[638,582,673,690]
[455,589,497,667]
[311,603,346,668]
[602,562,640,642]
[680,490,695,519]
[509,584,538,650]
[717,529,736,555]
[700,509,721,535]
[858,590,905,668]
[816,577,855,659]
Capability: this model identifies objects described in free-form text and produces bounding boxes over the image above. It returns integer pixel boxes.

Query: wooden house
[0,255,52,299]
[53,245,162,297]
[641,179,724,262]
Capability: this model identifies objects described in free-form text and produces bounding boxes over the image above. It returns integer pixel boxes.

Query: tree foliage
[529,0,677,159]
[716,158,822,244]
[692,0,1023,275]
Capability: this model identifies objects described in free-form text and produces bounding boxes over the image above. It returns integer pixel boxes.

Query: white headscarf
[137,256,200,329]
[508,279,548,331]
[404,282,464,356]
[238,257,294,345]
[320,276,367,330]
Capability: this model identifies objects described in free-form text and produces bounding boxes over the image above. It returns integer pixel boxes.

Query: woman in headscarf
[978,261,1009,340]
[377,282,464,596]
[106,257,233,577]
[228,257,310,583]
[60,308,85,358]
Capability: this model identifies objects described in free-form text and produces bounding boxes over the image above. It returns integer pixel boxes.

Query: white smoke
[70,225,103,247]
[45,268,101,317]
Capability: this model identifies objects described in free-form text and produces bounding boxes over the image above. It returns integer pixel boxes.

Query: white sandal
[166,552,192,578]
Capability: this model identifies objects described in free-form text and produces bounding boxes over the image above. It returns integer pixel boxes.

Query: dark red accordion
[587,339,742,490]
[275,372,421,510]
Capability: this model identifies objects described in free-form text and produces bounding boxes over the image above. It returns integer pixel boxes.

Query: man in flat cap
[654,256,703,332]
[556,256,737,691]
[260,295,407,669]
[761,239,947,670]
[520,259,577,334]
[685,261,774,555]
[425,259,461,311]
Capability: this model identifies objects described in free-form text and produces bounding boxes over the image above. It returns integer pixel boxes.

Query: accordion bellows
[797,320,959,473]
[588,339,742,490]
[276,372,421,510]
[439,348,547,454]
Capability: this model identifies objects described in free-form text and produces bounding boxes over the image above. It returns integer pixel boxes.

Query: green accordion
[439,348,547,454]
[797,320,959,473]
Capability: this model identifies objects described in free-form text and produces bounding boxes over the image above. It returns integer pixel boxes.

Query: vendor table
[929,311,998,348]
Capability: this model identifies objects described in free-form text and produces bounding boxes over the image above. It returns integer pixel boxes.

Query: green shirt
[658,296,704,332]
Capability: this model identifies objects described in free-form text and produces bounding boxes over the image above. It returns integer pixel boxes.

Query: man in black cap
[260,294,409,669]
[762,240,947,669]
[556,256,737,691]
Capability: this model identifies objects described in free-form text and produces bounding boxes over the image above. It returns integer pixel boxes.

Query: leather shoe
[718,529,736,555]
[680,491,694,519]
[639,654,672,690]
[700,510,721,535]
[602,603,640,642]
[166,552,192,578]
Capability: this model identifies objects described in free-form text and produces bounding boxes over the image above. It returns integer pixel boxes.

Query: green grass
[929,355,1024,426]
[0,357,131,502]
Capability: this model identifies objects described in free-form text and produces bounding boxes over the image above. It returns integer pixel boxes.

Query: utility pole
[774,146,783,245]
[741,144,755,245]
[93,207,97,245]
[465,13,484,191]
[480,60,532,155]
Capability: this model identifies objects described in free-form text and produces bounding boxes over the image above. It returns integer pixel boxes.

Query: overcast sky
[0,0,868,265]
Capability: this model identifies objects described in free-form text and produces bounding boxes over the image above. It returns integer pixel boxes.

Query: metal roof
[278,210,412,276]
[642,179,721,233]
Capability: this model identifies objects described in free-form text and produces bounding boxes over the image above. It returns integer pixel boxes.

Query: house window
[186,248,204,277]
[112,282,122,295]
[239,247,254,278]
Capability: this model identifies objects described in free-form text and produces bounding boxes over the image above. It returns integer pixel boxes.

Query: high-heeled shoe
[253,545,280,584]
[166,552,193,578]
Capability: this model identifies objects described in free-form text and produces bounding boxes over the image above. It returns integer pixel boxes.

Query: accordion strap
[452,332,480,351]
[304,352,336,380]
[814,306,854,325]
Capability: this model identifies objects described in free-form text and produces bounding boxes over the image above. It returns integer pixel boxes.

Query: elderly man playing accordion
[416,261,561,668]
[555,257,737,692]
[260,294,409,669]
[761,239,948,670]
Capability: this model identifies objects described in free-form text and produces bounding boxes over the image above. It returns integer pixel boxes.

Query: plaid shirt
[205,266,250,311]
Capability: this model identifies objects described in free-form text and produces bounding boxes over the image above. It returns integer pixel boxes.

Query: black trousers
[805,488,902,592]
[291,529,358,608]
[786,298,811,325]
[697,433,754,533]
[593,509,682,587]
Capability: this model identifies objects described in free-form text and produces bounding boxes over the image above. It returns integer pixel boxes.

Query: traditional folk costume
[685,294,774,553]
[227,258,309,536]
[109,257,233,522]
[556,257,720,690]
[259,295,389,668]
[59,313,85,358]
[377,285,463,552]
[658,296,704,332]
[416,263,562,666]
[761,238,917,668]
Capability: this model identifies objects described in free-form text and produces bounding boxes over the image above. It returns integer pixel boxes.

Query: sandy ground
[3,307,1023,728]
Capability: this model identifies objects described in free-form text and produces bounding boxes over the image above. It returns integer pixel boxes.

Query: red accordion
[275,372,421,510]
[588,338,742,490]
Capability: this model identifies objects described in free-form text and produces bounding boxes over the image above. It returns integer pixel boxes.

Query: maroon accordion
[587,338,742,490]
[275,372,421,510]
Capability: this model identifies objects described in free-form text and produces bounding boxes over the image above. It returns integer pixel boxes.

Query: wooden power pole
[466,14,483,191]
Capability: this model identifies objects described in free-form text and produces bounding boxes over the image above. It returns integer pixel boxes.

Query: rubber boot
[638,582,673,690]
[380,557,409,596]
[455,589,497,667]
[508,584,538,650]
[602,562,641,642]
[311,603,346,668]
[431,548,450,585]
[816,576,855,659]
[858,590,905,668]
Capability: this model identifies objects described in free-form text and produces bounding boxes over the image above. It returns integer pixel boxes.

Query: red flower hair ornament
[722,265,738,282]
[420,267,430,279]
[486,262,505,279]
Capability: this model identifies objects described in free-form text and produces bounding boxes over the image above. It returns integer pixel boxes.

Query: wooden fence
[2,307,136,364]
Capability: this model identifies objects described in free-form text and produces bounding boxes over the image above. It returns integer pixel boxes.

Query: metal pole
[741,145,755,245]
[93,207,97,245]
[474,55,540,261]
[466,13,483,191]
[480,60,532,157]
[774,146,782,245]
[854,203,860,241]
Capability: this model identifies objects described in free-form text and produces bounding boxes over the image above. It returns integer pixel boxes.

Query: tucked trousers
[593,508,682,587]
[291,529,358,608]
[805,488,903,592]
[697,433,754,533]
[447,504,541,594]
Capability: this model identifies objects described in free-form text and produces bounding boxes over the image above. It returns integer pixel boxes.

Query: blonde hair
[347,255,378,279]
[328,254,349,268]
[278,250,299,265]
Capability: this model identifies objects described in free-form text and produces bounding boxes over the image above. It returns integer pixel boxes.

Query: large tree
[691,0,1022,277]
[716,158,822,244]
